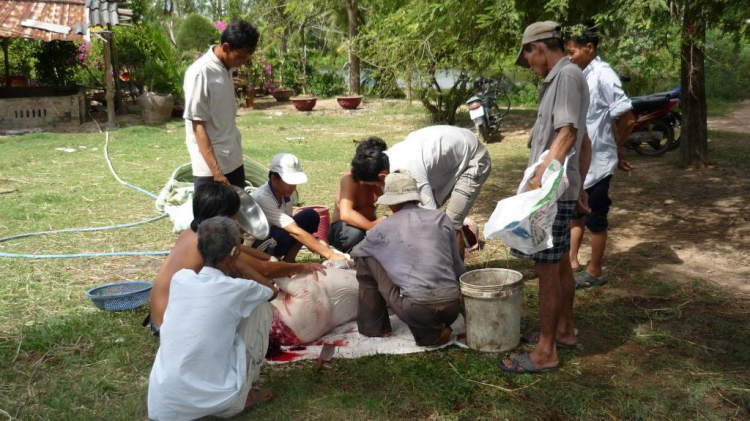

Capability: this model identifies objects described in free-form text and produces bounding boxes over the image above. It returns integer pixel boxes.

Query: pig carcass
[269,268,359,346]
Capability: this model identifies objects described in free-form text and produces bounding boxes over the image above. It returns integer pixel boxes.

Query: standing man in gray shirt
[183,20,259,195]
[500,21,591,375]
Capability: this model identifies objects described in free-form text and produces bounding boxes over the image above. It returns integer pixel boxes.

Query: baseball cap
[515,21,562,68]
[374,170,422,206]
[269,153,308,185]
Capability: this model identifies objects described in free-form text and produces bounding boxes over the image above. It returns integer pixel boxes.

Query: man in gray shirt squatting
[501,21,592,374]
[351,171,465,347]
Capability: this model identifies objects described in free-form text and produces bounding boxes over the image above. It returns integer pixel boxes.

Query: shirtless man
[148,183,325,333]
[328,138,388,253]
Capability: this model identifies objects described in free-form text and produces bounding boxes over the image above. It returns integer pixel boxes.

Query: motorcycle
[466,76,511,143]
[621,76,681,157]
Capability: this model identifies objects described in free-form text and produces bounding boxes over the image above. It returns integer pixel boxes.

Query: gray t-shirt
[351,203,465,304]
[528,56,590,201]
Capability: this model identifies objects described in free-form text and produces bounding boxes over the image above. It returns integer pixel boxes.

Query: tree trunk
[300,22,307,95]
[679,1,709,168]
[102,32,117,130]
[109,25,124,114]
[405,68,412,106]
[2,38,10,88]
[345,0,360,95]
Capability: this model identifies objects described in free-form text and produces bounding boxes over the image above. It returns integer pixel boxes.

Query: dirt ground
[495,103,750,296]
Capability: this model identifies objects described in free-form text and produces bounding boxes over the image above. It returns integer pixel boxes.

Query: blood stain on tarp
[267,351,303,362]
[289,345,307,351]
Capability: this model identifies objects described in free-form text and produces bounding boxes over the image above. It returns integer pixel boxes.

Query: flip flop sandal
[522,330,578,349]
[499,352,559,375]
[575,272,608,289]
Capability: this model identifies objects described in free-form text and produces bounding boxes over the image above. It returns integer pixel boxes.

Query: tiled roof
[0,0,132,42]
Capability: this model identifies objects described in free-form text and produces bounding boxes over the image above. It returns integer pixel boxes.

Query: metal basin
[232,186,270,240]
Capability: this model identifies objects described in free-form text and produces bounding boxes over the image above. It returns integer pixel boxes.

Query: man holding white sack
[500,21,591,375]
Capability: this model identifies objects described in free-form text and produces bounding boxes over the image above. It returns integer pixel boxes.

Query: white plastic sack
[484,151,569,255]
[269,268,359,346]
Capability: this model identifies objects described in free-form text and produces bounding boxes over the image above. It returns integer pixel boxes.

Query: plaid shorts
[511,201,577,264]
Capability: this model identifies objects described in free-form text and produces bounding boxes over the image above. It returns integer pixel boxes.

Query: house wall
[0,91,86,130]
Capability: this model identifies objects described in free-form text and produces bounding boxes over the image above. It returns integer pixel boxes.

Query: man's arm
[284,221,346,261]
[613,112,635,171]
[531,125,578,187]
[237,251,327,280]
[193,121,229,185]
[577,133,593,214]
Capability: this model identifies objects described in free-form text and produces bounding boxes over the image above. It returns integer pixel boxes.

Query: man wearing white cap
[351,170,464,347]
[500,21,591,375]
[251,153,346,263]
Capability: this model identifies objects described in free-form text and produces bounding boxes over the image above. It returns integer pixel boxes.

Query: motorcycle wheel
[476,121,490,143]
[633,120,673,157]
[668,113,681,151]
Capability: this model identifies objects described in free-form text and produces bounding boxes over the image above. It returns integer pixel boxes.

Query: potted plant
[336,93,363,109]
[237,56,275,108]
[290,50,317,111]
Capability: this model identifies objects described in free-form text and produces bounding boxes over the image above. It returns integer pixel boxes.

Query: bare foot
[245,388,272,408]
[431,327,452,346]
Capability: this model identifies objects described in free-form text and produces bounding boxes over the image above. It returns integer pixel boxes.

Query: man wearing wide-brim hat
[500,21,592,375]
[351,170,465,347]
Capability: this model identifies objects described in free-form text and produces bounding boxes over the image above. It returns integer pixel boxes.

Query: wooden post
[108,24,124,114]
[2,38,10,88]
[102,32,117,130]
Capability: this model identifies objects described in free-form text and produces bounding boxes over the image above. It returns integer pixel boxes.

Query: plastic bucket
[294,205,330,244]
[459,268,523,352]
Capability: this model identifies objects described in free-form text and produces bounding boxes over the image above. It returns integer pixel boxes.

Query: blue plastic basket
[86,281,152,311]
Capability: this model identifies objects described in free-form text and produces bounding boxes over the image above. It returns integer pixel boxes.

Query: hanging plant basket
[290,96,317,111]
[336,95,363,110]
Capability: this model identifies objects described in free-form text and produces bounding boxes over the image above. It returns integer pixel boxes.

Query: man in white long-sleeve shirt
[350,125,492,259]
[565,23,636,289]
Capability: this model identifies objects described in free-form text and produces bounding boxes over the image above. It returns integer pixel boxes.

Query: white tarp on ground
[266,314,467,364]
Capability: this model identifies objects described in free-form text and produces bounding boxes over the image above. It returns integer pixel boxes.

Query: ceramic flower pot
[336,95,363,110]
[290,96,317,111]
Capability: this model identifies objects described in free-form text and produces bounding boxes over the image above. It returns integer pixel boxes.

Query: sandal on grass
[522,330,578,350]
[575,271,608,289]
[499,352,559,375]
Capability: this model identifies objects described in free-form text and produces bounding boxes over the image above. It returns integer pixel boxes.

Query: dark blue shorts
[253,208,320,258]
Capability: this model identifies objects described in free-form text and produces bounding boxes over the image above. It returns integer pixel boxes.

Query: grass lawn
[1,99,749,420]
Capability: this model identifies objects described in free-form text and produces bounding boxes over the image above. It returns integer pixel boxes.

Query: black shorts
[511,201,576,264]
[193,165,246,196]
[577,175,612,233]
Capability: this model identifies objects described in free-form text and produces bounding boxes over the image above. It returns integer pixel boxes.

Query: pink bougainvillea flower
[213,21,228,31]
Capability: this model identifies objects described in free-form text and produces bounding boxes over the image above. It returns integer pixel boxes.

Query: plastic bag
[484,151,569,255]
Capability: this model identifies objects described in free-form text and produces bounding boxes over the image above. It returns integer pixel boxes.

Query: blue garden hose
[0,131,171,259]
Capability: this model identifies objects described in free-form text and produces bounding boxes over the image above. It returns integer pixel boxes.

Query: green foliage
[274,56,311,94]
[176,13,219,53]
[507,82,539,107]
[0,38,40,79]
[32,41,80,87]
[705,31,750,101]
[308,70,346,97]
[362,67,404,99]
[142,23,191,102]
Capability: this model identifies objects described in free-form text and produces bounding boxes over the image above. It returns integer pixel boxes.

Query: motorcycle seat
[631,94,670,113]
